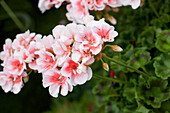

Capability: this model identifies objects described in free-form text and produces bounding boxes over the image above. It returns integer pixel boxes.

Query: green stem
[102,45,111,50]
[93,74,126,84]
[0,0,25,31]
[148,0,159,17]
[27,69,32,76]
[108,94,120,98]
[103,55,148,78]
[141,66,148,74]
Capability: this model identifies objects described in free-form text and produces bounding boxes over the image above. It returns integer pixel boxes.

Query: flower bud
[105,15,117,25]
[140,0,144,7]
[110,70,116,78]
[111,45,123,52]
[103,63,109,71]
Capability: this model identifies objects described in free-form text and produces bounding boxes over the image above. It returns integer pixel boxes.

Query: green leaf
[137,27,155,50]
[155,30,170,52]
[160,101,170,113]
[159,14,170,24]
[110,53,128,74]
[127,49,151,69]
[137,77,170,108]
[123,79,137,102]
[153,52,170,79]
[136,104,150,113]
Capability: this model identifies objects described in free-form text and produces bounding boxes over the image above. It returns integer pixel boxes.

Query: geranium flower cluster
[38,0,141,23]
[0,18,119,97]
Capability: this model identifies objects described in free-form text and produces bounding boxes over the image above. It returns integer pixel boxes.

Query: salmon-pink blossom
[42,69,73,97]
[87,19,118,42]
[36,50,58,73]
[4,55,26,76]
[61,58,92,85]
[52,40,70,66]
[38,0,65,13]
[38,0,141,23]
[0,38,13,66]
[0,71,27,94]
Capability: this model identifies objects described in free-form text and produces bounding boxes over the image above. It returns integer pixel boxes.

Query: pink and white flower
[0,71,27,94]
[36,35,55,51]
[106,0,122,7]
[38,0,65,13]
[0,18,122,98]
[66,0,89,23]
[120,0,141,9]
[61,58,92,85]
[42,69,73,97]
[36,50,58,73]
[52,40,70,66]
[93,0,106,10]
[87,18,118,42]
[75,28,102,55]
[38,0,141,24]
[0,38,13,66]
[52,23,85,46]
[4,55,26,77]
[12,30,35,50]
[71,49,95,65]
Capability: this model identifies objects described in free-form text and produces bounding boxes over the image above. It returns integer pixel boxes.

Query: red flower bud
[110,70,116,78]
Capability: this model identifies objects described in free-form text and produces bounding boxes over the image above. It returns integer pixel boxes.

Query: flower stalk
[0,0,25,31]
[148,0,159,17]
[102,55,148,78]
[93,74,126,84]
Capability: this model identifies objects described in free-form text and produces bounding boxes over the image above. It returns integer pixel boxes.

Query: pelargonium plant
[0,0,141,97]
[1,0,170,112]
[0,16,122,97]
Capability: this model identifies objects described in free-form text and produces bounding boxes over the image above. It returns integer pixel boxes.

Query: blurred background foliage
[0,0,170,113]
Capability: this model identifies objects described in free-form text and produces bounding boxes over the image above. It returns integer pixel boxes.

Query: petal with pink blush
[106,0,122,7]
[84,56,95,65]
[36,50,57,73]
[57,52,70,66]
[73,73,88,85]
[61,62,71,77]
[11,76,23,94]
[49,84,60,97]
[42,74,54,88]
[61,59,79,77]
[52,40,67,56]
[87,67,92,80]
[61,83,69,96]
[52,25,66,39]
[82,54,91,64]
[71,51,81,62]
[28,60,39,70]
[42,69,73,97]
[2,80,13,93]
[0,73,8,86]
[5,56,26,76]
[90,44,102,55]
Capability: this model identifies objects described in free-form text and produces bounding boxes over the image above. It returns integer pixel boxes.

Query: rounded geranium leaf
[153,52,170,79]
[137,27,155,50]
[155,30,170,52]
[127,50,151,69]
[137,77,170,108]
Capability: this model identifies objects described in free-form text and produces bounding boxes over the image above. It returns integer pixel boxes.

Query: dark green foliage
[91,0,170,113]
